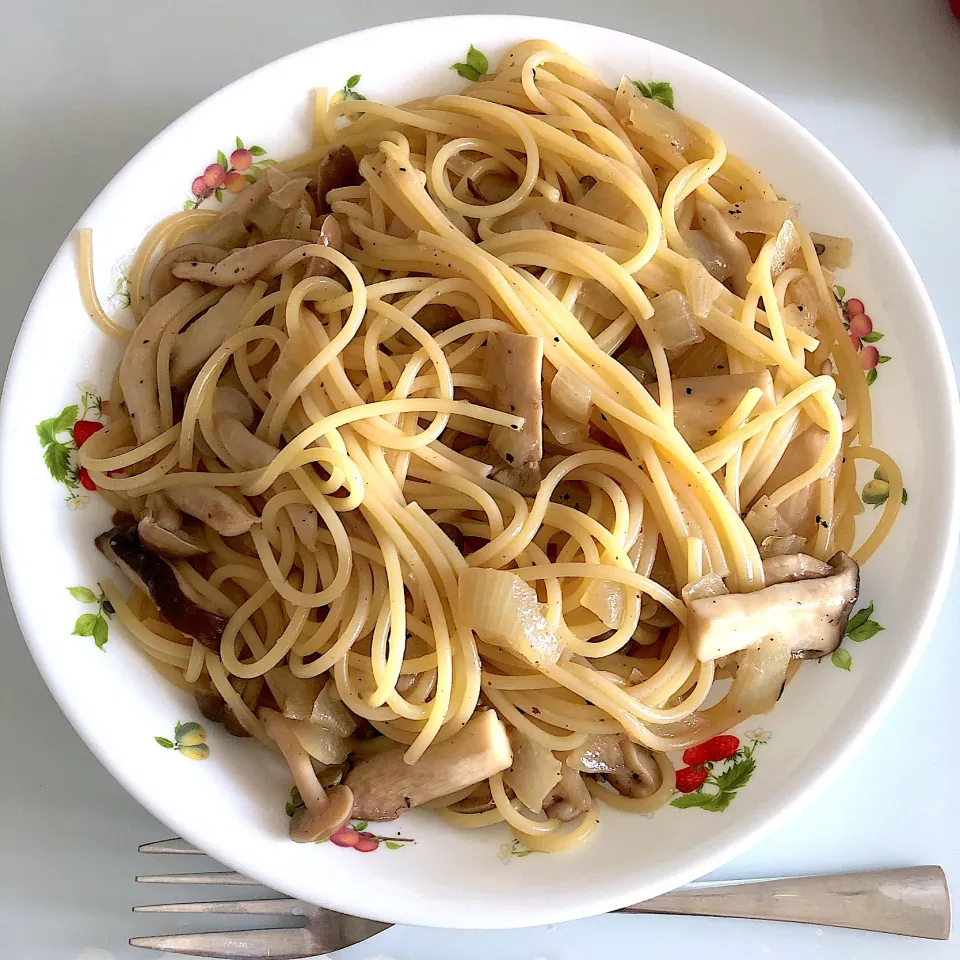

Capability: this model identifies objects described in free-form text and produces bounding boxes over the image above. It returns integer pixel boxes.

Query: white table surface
[2,1,959,958]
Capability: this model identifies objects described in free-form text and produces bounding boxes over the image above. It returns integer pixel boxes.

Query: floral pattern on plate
[285,787,415,852]
[67,585,114,650]
[835,286,890,385]
[184,137,273,209]
[670,732,769,812]
[155,721,211,760]
[831,602,884,671]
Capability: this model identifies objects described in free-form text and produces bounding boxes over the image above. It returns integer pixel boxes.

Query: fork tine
[134,898,304,917]
[130,927,319,959]
[139,837,202,855]
[136,871,259,885]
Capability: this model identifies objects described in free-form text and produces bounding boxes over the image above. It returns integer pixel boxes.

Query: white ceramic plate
[1,14,957,930]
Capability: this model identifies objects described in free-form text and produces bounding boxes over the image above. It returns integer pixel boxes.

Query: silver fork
[131,838,951,957]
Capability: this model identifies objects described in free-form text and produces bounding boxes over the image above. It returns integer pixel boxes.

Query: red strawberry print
[78,467,97,491]
[703,735,740,762]
[681,743,711,767]
[675,766,709,793]
[72,419,103,447]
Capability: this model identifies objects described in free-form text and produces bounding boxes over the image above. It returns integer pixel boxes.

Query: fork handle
[618,866,950,939]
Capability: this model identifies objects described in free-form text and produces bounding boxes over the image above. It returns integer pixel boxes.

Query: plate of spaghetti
[2,14,957,929]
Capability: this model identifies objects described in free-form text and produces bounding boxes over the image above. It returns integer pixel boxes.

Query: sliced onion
[681,258,724,319]
[550,365,594,422]
[504,730,563,812]
[581,576,625,629]
[788,274,827,324]
[744,496,793,543]
[770,219,800,277]
[544,403,589,445]
[810,232,853,270]
[681,573,728,604]
[681,229,731,282]
[309,682,357,737]
[651,290,703,354]
[760,534,807,560]
[724,200,798,235]
[467,170,517,205]
[578,181,631,221]
[496,208,550,234]
[578,280,624,320]
[564,734,624,774]
[729,636,791,716]
[621,82,694,151]
[459,568,562,667]
[781,303,818,337]
[616,346,655,382]
[266,668,324,721]
[288,718,348,766]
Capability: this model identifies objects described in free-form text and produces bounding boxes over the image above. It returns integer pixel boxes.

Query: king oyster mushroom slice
[314,144,361,215]
[543,766,592,823]
[96,523,228,650]
[303,215,342,280]
[194,211,249,250]
[149,244,229,305]
[170,284,254,387]
[119,281,205,443]
[687,551,860,662]
[605,738,663,800]
[481,330,544,493]
[171,239,309,286]
[216,416,318,549]
[344,710,513,821]
[137,492,207,558]
[212,385,256,429]
[164,486,258,538]
[503,729,562,813]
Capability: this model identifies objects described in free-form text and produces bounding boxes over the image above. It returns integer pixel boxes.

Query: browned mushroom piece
[138,492,207,559]
[149,244,230,305]
[483,331,544,487]
[414,303,462,333]
[605,738,663,799]
[170,284,254,387]
[261,708,354,843]
[193,677,226,724]
[314,144,361,215]
[119,282,205,443]
[171,239,309,286]
[344,710,513,821]
[303,215,343,280]
[95,523,228,651]
[687,551,860,661]
[543,766,592,823]
[165,485,258,538]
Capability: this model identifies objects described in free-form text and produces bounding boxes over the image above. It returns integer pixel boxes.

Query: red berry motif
[224,171,246,194]
[230,148,253,171]
[72,419,103,448]
[675,766,709,793]
[191,176,208,198]
[703,735,740,762]
[78,467,97,491]
[848,313,873,340]
[860,345,880,371]
[203,163,226,189]
[329,825,359,848]
[355,836,380,853]
[846,298,865,317]
[681,743,711,767]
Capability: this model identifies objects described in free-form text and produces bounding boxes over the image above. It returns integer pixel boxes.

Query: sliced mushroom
[651,371,774,450]
[165,486,258,538]
[605,738,663,799]
[267,175,311,211]
[262,708,354,843]
[212,386,256,429]
[344,710,513,821]
[95,523,228,650]
[484,331,543,468]
[170,284,253,387]
[138,492,207,558]
[171,240,308,286]
[543,766,591,823]
[303,215,342,280]
[314,144,361,215]
[413,303,462,334]
[149,244,229,305]
[193,677,226,724]
[119,282,205,443]
[687,551,860,661]
[195,211,249,250]
[762,553,830,584]
[216,416,318,550]
[564,734,623,774]
[228,177,272,223]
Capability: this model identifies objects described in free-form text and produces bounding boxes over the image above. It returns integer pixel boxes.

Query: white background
[1,2,959,958]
